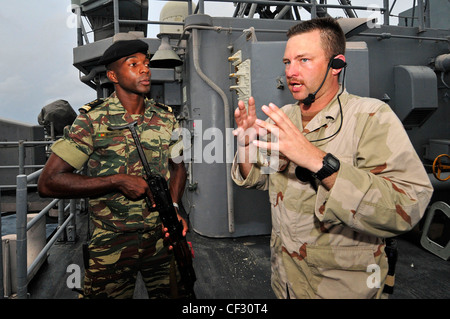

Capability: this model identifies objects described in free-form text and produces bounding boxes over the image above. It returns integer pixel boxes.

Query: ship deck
[23,211,450,300]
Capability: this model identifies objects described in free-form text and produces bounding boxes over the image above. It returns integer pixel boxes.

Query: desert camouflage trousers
[270,233,388,299]
[82,226,181,299]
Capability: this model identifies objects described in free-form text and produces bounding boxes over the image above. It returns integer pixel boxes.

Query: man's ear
[331,54,346,76]
[106,69,118,84]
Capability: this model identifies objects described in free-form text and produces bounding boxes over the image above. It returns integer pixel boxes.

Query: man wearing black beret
[38,38,189,298]
[98,39,150,67]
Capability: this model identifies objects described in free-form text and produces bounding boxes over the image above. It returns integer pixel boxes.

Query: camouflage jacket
[232,89,433,298]
[51,93,182,232]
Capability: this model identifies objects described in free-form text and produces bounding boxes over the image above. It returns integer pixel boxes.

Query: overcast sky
[0,0,413,126]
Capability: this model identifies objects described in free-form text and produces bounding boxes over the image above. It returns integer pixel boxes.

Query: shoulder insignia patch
[79,99,104,114]
[155,102,173,113]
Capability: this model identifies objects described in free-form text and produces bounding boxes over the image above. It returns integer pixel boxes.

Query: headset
[302,56,347,106]
[295,56,347,184]
[302,55,347,143]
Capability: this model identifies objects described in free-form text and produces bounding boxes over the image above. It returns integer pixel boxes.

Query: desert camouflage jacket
[51,93,181,232]
[232,88,433,298]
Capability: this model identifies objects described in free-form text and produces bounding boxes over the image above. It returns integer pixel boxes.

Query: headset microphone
[301,57,347,106]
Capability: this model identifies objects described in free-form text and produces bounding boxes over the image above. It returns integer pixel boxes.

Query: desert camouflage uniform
[51,92,183,298]
[232,88,433,299]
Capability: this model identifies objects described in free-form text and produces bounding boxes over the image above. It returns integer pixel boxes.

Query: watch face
[312,154,340,181]
[326,154,340,170]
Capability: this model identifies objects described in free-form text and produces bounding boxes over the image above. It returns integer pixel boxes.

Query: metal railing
[0,139,82,298]
[72,0,435,49]
[14,169,80,299]
[0,140,53,189]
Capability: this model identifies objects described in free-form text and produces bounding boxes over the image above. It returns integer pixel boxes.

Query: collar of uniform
[103,92,124,115]
[145,98,159,115]
[304,85,348,133]
[104,92,155,116]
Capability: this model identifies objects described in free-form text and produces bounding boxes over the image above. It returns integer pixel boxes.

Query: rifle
[108,121,196,298]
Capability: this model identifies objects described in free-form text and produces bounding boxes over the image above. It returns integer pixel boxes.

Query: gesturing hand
[253,103,326,173]
[233,96,259,147]
[233,97,268,177]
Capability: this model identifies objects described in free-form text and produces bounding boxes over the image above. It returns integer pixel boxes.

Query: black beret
[98,39,149,66]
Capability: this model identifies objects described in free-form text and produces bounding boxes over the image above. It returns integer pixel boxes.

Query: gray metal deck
[24,211,450,299]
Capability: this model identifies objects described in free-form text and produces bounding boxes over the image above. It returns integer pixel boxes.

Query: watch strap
[311,153,340,181]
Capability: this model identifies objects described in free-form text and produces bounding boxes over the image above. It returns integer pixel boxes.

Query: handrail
[14,170,80,299]
[109,0,428,38]
[74,0,424,47]
[27,210,75,280]
[26,198,59,230]
[0,140,53,189]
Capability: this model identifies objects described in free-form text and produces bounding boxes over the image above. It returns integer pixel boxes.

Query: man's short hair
[287,17,346,60]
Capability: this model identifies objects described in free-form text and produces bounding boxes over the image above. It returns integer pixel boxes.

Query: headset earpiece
[330,58,347,69]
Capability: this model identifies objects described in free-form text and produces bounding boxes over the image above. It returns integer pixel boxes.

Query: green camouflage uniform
[232,88,433,299]
[51,92,183,298]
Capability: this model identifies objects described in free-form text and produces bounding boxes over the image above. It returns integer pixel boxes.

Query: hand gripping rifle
[108,121,196,298]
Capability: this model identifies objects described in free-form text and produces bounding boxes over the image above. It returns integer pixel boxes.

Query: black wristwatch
[311,153,340,181]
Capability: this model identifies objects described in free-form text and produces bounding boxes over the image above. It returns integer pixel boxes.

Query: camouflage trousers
[270,233,388,299]
[83,226,180,299]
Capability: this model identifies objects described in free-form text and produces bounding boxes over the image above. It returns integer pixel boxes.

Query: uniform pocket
[269,190,315,243]
[306,245,379,299]
[141,136,169,174]
[90,135,128,176]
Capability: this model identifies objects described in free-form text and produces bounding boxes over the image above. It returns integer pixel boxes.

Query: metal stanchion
[16,174,28,299]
